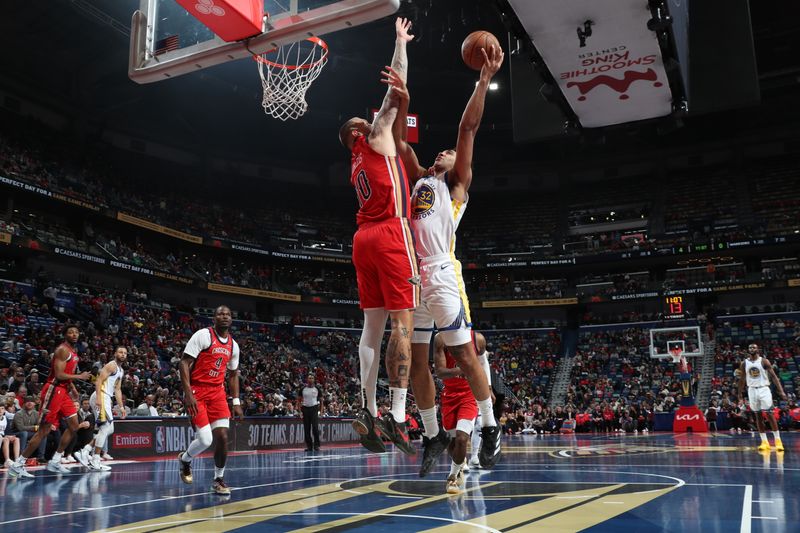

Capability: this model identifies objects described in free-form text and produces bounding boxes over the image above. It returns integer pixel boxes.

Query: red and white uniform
[441,347,479,432]
[184,327,240,428]
[350,135,419,311]
[39,343,79,425]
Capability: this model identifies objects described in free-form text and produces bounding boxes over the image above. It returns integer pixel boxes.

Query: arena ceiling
[1,0,799,171]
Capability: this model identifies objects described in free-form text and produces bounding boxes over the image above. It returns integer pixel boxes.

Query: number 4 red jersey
[351,135,410,226]
[184,327,240,387]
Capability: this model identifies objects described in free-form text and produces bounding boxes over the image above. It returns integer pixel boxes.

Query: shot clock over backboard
[663,295,689,320]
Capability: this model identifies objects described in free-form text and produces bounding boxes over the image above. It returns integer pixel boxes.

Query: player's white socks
[360,309,387,418]
[759,433,768,442]
[470,416,482,462]
[420,406,440,438]
[449,460,462,477]
[477,398,497,427]
[214,466,225,479]
[52,451,63,463]
[389,387,407,423]
[774,430,781,439]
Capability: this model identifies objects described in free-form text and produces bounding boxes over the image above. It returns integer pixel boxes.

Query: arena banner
[482,297,578,308]
[0,174,104,211]
[117,212,203,244]
[788,279,800,288]
[108,417,360,458]
[0,232,10,245]
[49,245,194,284]
[225,241,352,264]
[208,282,302,302]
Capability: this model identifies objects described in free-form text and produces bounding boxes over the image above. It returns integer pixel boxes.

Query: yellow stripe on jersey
[99,381,108,422]
[400,218,420,306]
[387,156,403,218]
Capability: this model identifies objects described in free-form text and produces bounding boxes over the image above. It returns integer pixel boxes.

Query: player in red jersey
[338,17,418,455]
[434,331,490,493]
[177,305,242,495]
[8,324,91,478]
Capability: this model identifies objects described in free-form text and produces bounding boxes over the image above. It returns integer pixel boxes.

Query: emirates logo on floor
[195,0,226,16]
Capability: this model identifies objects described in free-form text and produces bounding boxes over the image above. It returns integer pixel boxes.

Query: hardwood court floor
[1,431,796,532]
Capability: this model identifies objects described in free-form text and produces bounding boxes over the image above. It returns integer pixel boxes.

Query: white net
[256,37,328,121]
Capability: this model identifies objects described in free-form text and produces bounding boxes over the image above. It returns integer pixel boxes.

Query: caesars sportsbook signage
[109,417,360,458]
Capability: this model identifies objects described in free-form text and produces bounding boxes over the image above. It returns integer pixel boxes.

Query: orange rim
[253,37,329,70]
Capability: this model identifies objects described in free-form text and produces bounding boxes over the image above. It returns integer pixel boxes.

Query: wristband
[232,397,241,406]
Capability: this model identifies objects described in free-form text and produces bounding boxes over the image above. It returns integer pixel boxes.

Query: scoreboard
[664,295,689,320]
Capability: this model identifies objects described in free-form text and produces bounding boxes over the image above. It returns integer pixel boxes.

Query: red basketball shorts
[190,385,230,429]
[39,384,78,425]
[441,390,478,432]
[352,218,420,311]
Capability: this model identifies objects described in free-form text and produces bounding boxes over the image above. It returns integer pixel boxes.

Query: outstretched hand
[395,17,413,42]
[480,44,504,81]
[380,65,409,101]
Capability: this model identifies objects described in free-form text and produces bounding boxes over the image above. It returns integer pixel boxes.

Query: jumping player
[177,305,242,494]
[433,331,490,493]
[385,43,504,472]
[339,17,417,455]
[738,343,786,451]
[74,346,128,471]
[8,325,91,478]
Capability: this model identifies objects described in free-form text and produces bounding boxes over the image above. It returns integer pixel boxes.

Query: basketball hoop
[254,35,329,121]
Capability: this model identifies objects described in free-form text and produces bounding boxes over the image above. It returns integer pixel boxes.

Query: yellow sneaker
[758,441,770,452]
[774,438,784,452]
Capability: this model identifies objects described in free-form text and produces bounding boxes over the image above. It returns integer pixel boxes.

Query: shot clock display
[664,295,688,320]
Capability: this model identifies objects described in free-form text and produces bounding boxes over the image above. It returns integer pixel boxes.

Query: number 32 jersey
[184,327,240,387]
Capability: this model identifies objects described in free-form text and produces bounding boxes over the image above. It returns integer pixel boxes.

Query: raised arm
[367,17,413,156]
[449,45,504,202]
[383,66,426,182]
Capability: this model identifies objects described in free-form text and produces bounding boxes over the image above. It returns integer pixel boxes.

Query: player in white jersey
[74,346,127,471]
[737,343,786,451]
[384,44,504,475]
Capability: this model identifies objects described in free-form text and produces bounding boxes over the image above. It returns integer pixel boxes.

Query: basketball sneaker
[462,461,470,473]
[212,477,231,495]
[46,459,70,474]
[89,455,111,471]
[446,469,465,494]
[352,409,386,453]
[178,453,193,484]
[479,425,502,468]
[419,429,450,477]
[73,449,91,468]
[775,438,785,452]
[469,456,481,468]
[8,460,34,479]
[374,415,416,456]
[757,441,770,452]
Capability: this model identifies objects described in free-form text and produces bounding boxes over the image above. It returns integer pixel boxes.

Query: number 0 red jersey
[350,135,410,226]
[190,327,233,388]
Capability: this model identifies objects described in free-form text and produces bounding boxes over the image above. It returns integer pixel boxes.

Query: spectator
[1,404,21,466]
[134,395,158,417]
[13,396,46,463]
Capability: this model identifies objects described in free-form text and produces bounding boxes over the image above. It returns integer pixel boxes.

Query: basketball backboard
[129,0,399,84]
[649,326,702,359]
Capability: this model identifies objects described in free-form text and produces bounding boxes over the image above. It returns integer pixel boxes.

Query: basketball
[461,30,501,71]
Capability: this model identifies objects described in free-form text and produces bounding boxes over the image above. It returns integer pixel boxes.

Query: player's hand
[184,392,198,417]
[395,17,413,43]
[779,391,788,401]
[120,408,127,419]
[77,371,91,381]
[381,66,409,101]
[233,404,244,420]
[479,45,504,81]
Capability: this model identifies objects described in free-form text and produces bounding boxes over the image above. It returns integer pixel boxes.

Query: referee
[301,375,322,451]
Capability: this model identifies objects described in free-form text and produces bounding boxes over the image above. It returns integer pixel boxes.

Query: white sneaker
[8,461,35,479]
[101,453,113,461]
[89,455,111,471]
[73,449,91,468]
[469,456,481,468]
[462,462,470,473]
[4,459,12,468]
[47,460,71,474]
[446,469,465,494]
